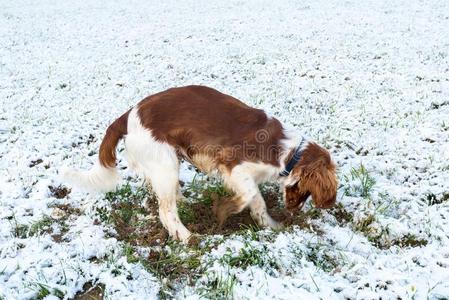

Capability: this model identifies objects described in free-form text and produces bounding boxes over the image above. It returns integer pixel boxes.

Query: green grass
[9,214,55,239]
[352,214,395,248]
[391,234,428,248]
[343,164,376,198]
[353,214,376,233]
[182,174,231,206]
[123,243,140,264]
[29,215,53,236]
[234,224,261,241]
[220,242,277,271]
[292,242,341,273]
[99,182,153,226]
[197,273,237,300]
[105,250,128,277]
[9,215,29,239]
[104,182,151,205]
[26,282,64,299]
[143,244,203,277]
[96,177,367,297]
[178,201,196,223]
[328,202,354,225]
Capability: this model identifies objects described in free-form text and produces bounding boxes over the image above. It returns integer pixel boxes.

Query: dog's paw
[174,228,192,244]
[268,219,283,231]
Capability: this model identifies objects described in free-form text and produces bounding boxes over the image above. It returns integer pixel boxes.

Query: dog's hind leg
[124,108,191,243]
[148,164,191,243]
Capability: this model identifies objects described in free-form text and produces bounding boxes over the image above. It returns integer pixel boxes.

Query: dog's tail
[61,110,130,192]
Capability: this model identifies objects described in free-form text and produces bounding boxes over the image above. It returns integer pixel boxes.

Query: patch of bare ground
[90,183,338,297]
[48,203,81,242]
[48,185,71,199]
[106,183,324,249]
[74,282,105,300]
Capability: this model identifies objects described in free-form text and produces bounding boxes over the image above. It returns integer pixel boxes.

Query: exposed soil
[49,203,81,243]
[74,282,105,300]
[53,203,81,215]
[48,185,71,199]
[110,187,323,248]
[329,202,354,225]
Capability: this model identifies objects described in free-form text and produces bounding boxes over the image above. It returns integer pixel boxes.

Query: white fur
[125,108,191,242]
[60,164,120,192]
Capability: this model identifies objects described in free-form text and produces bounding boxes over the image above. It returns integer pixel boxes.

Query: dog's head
[283,142,337,211]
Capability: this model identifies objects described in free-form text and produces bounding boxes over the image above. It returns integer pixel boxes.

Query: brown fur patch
[98,109,130,167]
[136,85,286,171]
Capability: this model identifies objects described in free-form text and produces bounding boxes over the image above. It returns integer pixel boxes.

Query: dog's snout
[315,196,336,209]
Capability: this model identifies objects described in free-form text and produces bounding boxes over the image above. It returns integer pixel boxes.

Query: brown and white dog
[62,85,337,243]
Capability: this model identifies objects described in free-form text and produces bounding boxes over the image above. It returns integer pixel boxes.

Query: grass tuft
[391,234,428,248]
[29,215,54,236]
[123,243,140,264]
[178,201,196,224]
[344,164,376,198]
[328,202,353,225]
[9,214,55,239]
[104,182,151,206]
[220,242,277,271]
[183,174,231,206]
[27,282,64,300]
[197,273,237,300]
[9,215,29,239]
[423,192,449,206]
[98,182,153,229]
[307,244,340,272]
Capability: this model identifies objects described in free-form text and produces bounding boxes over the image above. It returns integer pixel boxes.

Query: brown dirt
[53,203,81,215]
[74,282,105,300]
[49,203,81,243]
[110,187,324,248]
[329,202,353,225]
[48,185,71,199]
[51,233,63,243]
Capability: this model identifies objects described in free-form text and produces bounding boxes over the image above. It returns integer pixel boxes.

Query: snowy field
[1,0,449,299]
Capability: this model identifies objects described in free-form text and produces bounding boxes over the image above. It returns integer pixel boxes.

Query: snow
[1,0,449,299]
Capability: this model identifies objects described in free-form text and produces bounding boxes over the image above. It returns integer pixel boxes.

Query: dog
[62,85,337,243]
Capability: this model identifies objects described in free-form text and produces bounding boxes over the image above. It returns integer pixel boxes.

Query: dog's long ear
[300,157,337,208]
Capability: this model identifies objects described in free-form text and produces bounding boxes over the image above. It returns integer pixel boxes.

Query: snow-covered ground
[1,0,449,299]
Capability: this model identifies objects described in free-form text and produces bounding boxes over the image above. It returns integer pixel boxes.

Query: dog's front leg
[216,165,281,229]
[249,195,282,230]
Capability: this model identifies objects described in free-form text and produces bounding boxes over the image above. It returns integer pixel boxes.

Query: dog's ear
[300,158,337,209]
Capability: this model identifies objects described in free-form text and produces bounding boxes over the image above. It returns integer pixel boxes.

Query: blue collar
[279,139,305,177]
